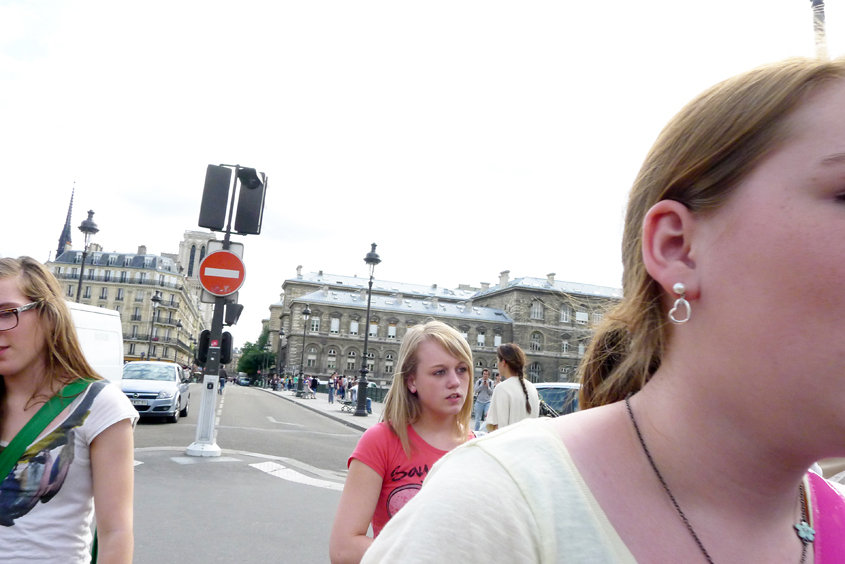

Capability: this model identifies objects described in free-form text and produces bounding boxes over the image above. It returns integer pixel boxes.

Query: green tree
[236,330,275,376]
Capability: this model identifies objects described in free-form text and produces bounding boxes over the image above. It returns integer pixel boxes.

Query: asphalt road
[133,383,362,564]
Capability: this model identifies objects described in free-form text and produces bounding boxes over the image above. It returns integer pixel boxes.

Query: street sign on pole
[198,251,246,297]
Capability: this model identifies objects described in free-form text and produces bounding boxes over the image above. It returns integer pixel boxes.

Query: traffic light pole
[186,294,226,457]
[187,166,244,458]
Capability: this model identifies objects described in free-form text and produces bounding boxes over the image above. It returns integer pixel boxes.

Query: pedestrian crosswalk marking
[250,461,344,491]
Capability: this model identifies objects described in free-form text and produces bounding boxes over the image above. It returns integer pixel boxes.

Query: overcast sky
[1,1,841,347]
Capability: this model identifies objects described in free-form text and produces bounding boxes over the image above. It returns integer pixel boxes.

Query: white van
[67,302,124,383]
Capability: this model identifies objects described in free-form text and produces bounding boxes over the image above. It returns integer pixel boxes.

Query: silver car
[121,361,190,423]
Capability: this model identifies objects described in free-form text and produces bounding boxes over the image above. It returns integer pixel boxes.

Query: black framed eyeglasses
[0,302,39,331]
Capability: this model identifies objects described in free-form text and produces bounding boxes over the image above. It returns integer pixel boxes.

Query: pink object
[808,472,845,563]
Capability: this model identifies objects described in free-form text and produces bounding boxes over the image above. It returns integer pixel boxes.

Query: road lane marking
[250,461,344,491]
[134,460,143,466]
[171,456,242,465]
[266,416,304,427]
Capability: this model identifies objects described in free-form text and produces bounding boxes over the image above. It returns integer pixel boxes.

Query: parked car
[534,382,580,417]
[121,361,190,423]
[238,377,251,386]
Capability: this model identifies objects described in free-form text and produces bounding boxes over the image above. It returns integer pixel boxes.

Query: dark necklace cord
[624,395,810,564]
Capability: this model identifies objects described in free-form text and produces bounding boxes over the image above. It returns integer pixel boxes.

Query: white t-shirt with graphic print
[0,379,138,563]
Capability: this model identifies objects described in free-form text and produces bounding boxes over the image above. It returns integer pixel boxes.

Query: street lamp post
[146,290,163,360]
[355,243,381,417]
[174,320,183,363]
[262,343,270,387]
[75,210,99,303]
[296,305,311,397]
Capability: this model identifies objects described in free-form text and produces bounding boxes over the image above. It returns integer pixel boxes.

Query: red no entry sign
[199,251,246,296]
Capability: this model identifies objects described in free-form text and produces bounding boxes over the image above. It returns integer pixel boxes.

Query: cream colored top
[362,417,638,564]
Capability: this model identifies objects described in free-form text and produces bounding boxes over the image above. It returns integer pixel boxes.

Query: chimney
[359,288,367,300]
[296,265,303,278]
[395,293,403,305]
[431,283,437,290]
[321,285,329,297]
[432,297,439,308]
[466,298,473,309]
[480,282,490,291]
[138,245,147,255]
[318,270,323,277]
[547,272,556,285]
[499,270,510,287]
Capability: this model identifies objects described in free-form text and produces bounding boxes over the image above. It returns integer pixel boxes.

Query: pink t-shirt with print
[351,422,467,536]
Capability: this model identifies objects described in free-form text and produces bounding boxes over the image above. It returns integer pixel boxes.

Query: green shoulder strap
[0,378,93,479]
[0,378,96,561]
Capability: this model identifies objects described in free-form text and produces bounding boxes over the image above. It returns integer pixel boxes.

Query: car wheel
[180,395,189,417]
[168,397,181,423]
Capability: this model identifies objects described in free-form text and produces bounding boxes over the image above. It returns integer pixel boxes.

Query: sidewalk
[256,387,383,432]
[256,385,488,434]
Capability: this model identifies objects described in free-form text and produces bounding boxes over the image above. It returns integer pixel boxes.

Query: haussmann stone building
[267,267,622,387]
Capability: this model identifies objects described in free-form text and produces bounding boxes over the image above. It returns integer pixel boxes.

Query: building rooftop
[287,271,622,301]
[476,276,623,300]
[53,250,180,273]
[294,288,513,323]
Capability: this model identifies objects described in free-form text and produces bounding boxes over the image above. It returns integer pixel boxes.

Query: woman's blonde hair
[381,320,474,456]
[580,57,845,409]
[0,257,101,422]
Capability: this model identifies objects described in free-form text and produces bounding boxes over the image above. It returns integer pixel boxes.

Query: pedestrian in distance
[361,57,845,564]
[0,257,138,563]
[473,368,494,432]
[329,320,475,564]
[218,367,227,395]
[484,343,539,432]
[328,373,336,403]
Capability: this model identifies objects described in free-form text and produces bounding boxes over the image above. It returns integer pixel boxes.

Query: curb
[255,387,374,432]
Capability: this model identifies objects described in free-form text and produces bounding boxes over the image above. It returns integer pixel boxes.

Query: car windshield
[123,365,176,381]
[537,387,579,415]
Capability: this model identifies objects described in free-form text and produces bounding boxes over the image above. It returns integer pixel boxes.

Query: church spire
[56,183,74,259]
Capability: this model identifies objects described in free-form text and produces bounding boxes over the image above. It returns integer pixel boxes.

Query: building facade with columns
[269,268,621,386]
[48,245,205,365]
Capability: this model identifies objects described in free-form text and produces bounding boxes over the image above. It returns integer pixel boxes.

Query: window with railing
[66,285,74,297]
[99,287,108,299]
[116,288,124,301]
[83,286,91,299]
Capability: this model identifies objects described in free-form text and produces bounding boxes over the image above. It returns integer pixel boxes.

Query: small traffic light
[224,303,244,326]
[221,332,233,364]
[196,330,210,366]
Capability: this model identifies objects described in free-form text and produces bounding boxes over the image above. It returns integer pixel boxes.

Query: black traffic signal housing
[234,168,267,235]
[195,330,210,367]
[221,332,233,365]
[224,303,244,326]
[198,165,232,231]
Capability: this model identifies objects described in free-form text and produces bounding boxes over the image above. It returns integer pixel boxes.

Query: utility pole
[811,0,828,59]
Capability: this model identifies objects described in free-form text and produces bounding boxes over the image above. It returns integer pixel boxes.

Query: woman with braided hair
[484,343,539,432]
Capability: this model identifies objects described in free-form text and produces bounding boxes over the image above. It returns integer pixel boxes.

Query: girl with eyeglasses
[0,257,137,563]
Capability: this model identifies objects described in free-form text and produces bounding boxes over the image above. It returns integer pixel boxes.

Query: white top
[0,380,138,564]
[362,418,637,563]
[485,376,540,430]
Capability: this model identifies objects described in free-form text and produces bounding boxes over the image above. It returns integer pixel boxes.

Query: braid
[517,374,531,415]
